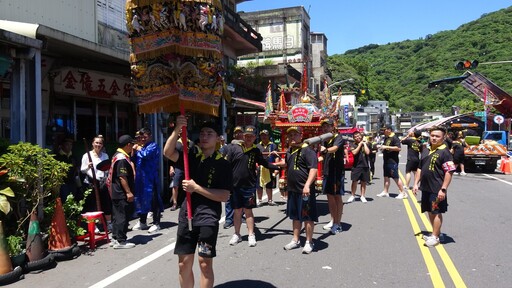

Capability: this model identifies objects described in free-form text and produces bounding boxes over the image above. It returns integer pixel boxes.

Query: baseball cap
[199,121,221,135]
[244,125,257,135]
[320,118,334,126]
[260,129,269,135]
[118,135,136,147]
[233,126,243,133]
[286,126,303,134]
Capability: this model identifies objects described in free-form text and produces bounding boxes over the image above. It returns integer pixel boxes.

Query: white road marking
[483,173,512,185]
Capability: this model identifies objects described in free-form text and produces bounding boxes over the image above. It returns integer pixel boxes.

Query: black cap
[199,121,221,135]
[244,125,257,135]
[286,126,303,134]
[118,135,136,147]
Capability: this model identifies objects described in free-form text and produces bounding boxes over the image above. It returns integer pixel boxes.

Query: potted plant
[0,169,26,267]
[0,142,70,264]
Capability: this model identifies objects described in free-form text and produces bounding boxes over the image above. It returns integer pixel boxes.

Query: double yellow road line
[398,171,467,288]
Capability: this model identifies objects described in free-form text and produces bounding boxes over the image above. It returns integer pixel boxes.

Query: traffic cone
[26,211,45,262]
[503,157,512,175]
[499,157,505,172]
[48,197,72,251]
[0,221,13,275]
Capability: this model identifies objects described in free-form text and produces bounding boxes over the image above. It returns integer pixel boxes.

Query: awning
[231,97,265,111]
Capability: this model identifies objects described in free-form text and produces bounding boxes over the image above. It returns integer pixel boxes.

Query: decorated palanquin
[126,0,226,115]
[267,93,328,192]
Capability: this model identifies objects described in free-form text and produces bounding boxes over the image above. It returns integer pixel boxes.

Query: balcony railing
[224,5,262,51]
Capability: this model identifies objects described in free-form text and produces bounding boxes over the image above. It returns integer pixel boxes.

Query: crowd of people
[54,118,463,287]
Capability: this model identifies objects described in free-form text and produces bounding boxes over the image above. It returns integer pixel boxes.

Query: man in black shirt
[276,126,318,254]
[163,116,232,288]
[224,125,279,248]
[377,126,407,199]
[401,130,422,190]
[108,135,136,249]
[413,126,455,248]
[348,131,371,203]
[318,118,346,234]
[256,129,279,206]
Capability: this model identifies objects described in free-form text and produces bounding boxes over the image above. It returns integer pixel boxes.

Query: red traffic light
[455,60,479,70]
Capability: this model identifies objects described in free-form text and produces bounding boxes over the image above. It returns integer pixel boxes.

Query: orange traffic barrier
[26,212,45,262]
[49,197,72,251]
[0,221,13,275]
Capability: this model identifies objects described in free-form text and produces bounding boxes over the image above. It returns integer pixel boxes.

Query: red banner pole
[180,105,193,231]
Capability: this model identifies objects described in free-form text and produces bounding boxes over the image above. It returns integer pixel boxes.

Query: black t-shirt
[256,141,278,162]
[350,142,369,168]
[419,144,455,193]
[401,137,421,162]
[110,152,135,200]
[286,145,318,194]
[177,148,233,226]
[225,143,278,188]
[383,133,401,164]
[172,139,193,170]
[322,133,345,177]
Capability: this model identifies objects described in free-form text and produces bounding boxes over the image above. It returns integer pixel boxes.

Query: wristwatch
[441,188,447,193]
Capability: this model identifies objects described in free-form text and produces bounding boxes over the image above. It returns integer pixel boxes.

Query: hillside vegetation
[328,6,512,114]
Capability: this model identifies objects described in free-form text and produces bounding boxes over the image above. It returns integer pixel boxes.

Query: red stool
[76,211,109,249]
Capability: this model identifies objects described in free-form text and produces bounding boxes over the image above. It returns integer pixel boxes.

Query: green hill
[327,6,512,114]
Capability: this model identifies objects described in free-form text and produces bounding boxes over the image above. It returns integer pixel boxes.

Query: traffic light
[455,60,478,70]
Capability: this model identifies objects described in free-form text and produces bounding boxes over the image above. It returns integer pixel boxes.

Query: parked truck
[429,71,512,172]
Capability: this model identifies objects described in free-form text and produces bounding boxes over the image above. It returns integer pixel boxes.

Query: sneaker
[323,220,333,230]
[113,241,135,249]
[257,201,263,207]
[148,224,161,233]
[424,236,440,247]
[170,205,177,211]
[423,233,445,243]
[229,234,242,246]
[337,224,343,233]
[223,221,234,229]
[395,193,408,199]
[376,191,390,197]
[147,212,153,219]
[330,224,340,235]
[132,221,149,231]
[248,234,257,247]
[283,240,300,250]
[460,172,467,176]
[360,196,368,203]
[347,195,355,203]
[268,200,277,206]
[109,239,119,247]
[302,241,314,254]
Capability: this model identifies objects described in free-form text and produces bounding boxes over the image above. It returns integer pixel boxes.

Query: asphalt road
[10,150,512,288]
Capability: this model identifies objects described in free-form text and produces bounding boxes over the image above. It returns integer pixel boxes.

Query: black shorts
[174,224,219,258]
[383,163,399,179]
[322,175,341,195]
[421,191,448,214]
[351,167,370,183]
[232,187,257,209]
[286,192,318,222]
[406,160,420,173]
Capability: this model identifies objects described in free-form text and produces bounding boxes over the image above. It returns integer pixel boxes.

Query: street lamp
[328,78,354,89]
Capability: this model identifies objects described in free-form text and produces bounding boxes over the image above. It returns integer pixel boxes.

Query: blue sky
[238,0,512,55]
